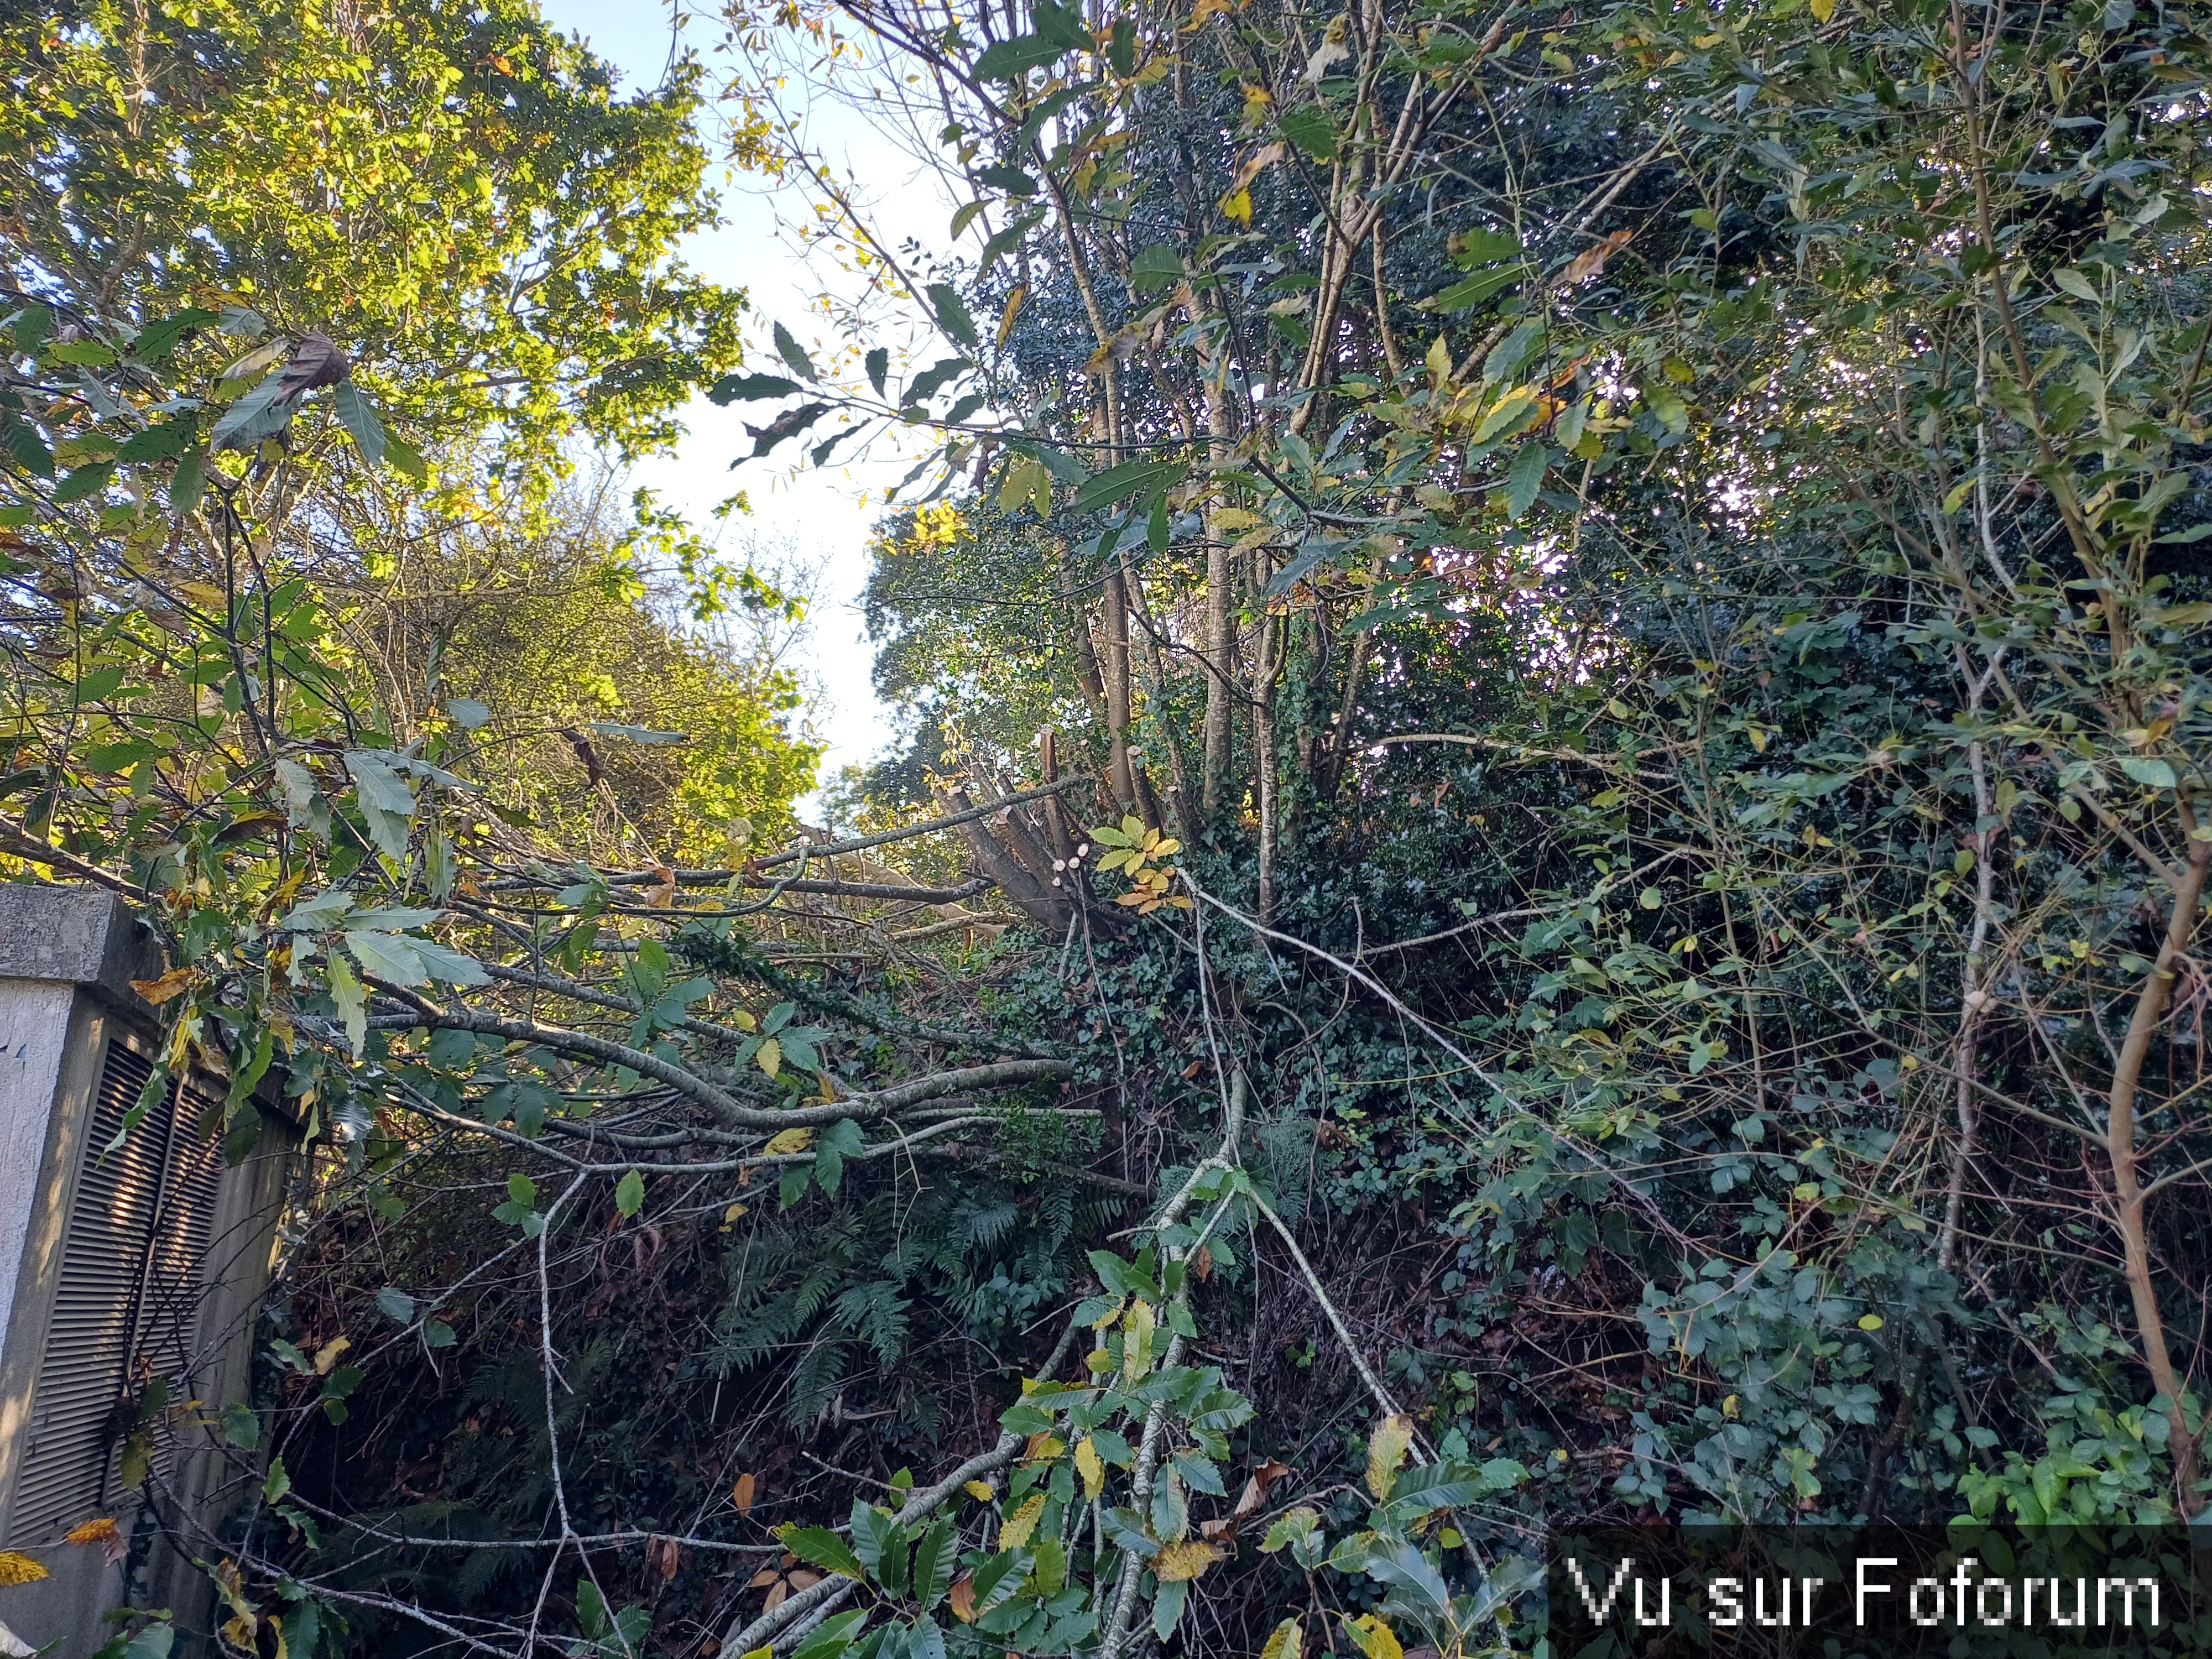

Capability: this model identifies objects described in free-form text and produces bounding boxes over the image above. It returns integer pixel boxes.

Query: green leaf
[911,1517,957,1609]
[332,383,386,465]
[1504,442,1547,520]
[210,367,295,450]
[132,307,223,363]
[848,1500,901,1579]
[1277,103,1339,161]
[222,1400,261,1450]
[383,431,427,481]
[326,951,367,1057]
[1071,458,1187,516]
[772,323,818,383]
[53,462,115,504]
[1130,243,1185,294]
[866,348,889,397]
[3,419,54,478]
[812,1118,864,1194]
[117,418,197,465]
[979,209,1044,270]
[709,372,802,403]
[615,1168,645,1217]
[2120,755,2177,789]
[928,284,980,348]
[375,1286,415,1323]
[1419,264,1527,314]
[780,1524,867,1579]
[265,1455,293,1504]
[790,1612,867,1659]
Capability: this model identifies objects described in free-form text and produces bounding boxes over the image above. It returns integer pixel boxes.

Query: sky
[536,0,952,813]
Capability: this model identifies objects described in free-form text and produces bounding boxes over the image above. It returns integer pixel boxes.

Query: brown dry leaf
[745,1567,779,1590]
[1560,229,1634,286]
[788,1570,822,1592]
[1233,1458,1292,1519]
[1224,141,1285,200]
[64,1516,124,1565]
[646,865,676,908]
[947,1574,977,1624]
[1191,1244,1214,1282]
[763,1581,789,1614]
[129,967,194,1005]
[646,1535,680,1583]
[733,1471,757,1514]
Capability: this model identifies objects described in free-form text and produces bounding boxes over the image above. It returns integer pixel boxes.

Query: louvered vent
[9,1041,226,1545]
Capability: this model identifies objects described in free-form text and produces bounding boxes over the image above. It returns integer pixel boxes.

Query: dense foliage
[4,0,2212,1652]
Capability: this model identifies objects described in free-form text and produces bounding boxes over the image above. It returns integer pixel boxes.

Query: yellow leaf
[722,1202,750,1225]
[1091,1296,1125,1331]
[64,1518,119,1547]
[1365,1412,1415,1500]
[1219,186,1253,226]
[964,1479,997,1502]
[1810,0,1836,18]
[312,1335,351,1375]
[129,967,195,1005]
[730,1009,758,1032]
[1153,838,1181,857]
[1858,1313,1884,1331]
[999,1494,1047,1550]
[1024,1432,1066,1463]
[0,1553,46,1586]
[1122,1298,1156,1381]
[997,285,1029,349]
[1260,1618,1303,1659]
[1153,1540,1220,1581]
[1076,1436,1105,1499]
[1346,1614,1403,1659]
[764,1126,813,1156]
[757,1036,782,1078]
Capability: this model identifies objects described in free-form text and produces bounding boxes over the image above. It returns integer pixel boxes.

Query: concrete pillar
[0,886,298,1656]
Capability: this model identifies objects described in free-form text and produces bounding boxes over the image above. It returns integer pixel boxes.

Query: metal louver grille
[9,1041,225,1545]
